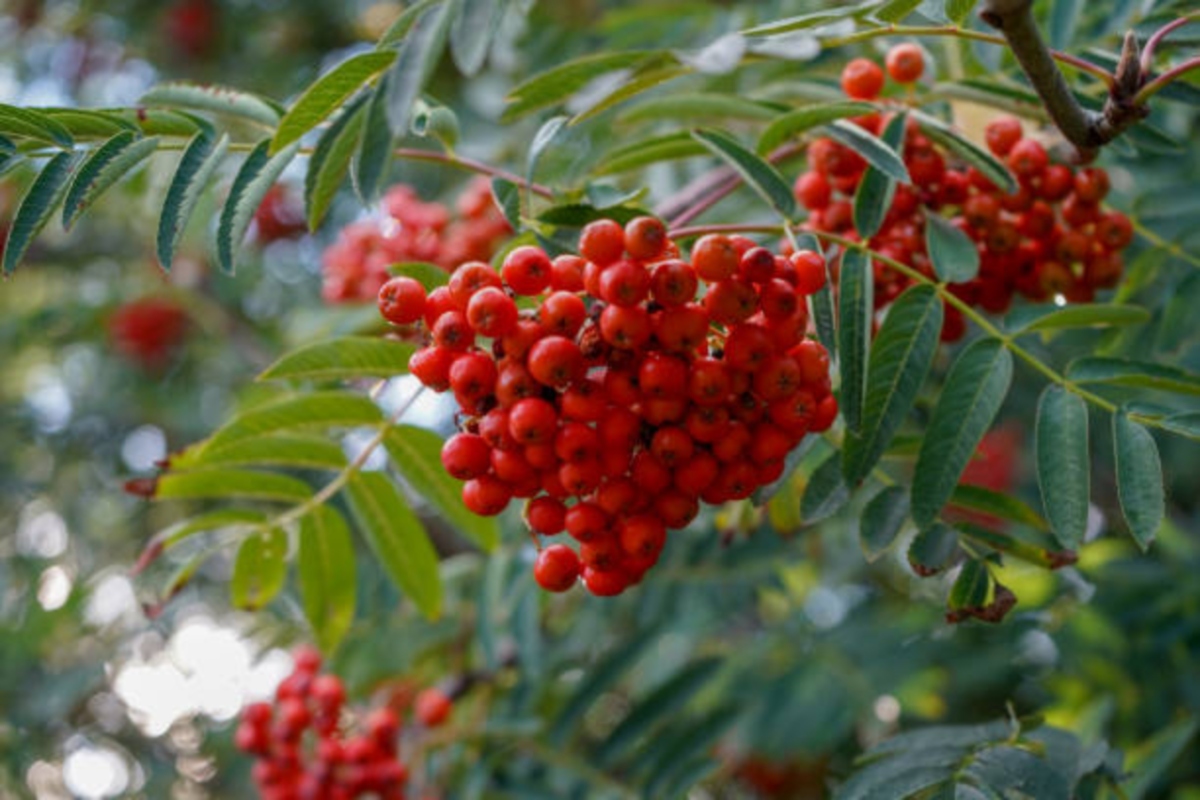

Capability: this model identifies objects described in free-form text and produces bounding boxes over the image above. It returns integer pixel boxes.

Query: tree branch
[979,0,1147,159]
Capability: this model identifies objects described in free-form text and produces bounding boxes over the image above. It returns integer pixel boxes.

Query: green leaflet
[259,337,415,382]
[272,51,395,153]
[691,128,796,219]
[231,528,288,610]
[2,150,79,274]
[1113,412,1164,550]
[837,248,873,434]
[157,128,229,271]
[62,132,160,229]
[1035,387,1090,549]
[298,506,357,653]
[215,138,301,274]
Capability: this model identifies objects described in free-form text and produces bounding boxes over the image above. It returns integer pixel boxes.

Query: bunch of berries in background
[235,647,455,800]
[252,184,309,245]
[379,216,838,597]
[322,177,511,304]
[794,45,1133,341]
[108,297,190,370]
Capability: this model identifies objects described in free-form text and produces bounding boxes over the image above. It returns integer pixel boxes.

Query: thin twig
[1140,12,1200,74]
[1134,55,1200,105]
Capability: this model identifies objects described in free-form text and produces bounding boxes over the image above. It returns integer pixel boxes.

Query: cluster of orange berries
[322,178,511,304]
[795,45,1132,340]
[235,647,453,800]
[378,217,837,597]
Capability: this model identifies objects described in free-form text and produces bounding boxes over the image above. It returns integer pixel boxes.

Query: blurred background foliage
[0,0,1198,798]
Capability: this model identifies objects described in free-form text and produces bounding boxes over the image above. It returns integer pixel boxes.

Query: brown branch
[979,0,1147,159]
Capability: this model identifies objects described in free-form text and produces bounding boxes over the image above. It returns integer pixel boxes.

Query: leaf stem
[1133,55,1200,105]
[1139,12,1200,74]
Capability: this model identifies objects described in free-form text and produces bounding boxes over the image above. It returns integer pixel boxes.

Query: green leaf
[298,506,357,653]
[304,92,369,230]
[0,103,75,147]
[912,339,1013,528]
[1035,387,1089,550]
[955,523,1075,569]
[949,484,1049,531]
[596,659,722,766]
[1122,717,1198,800]
[62,132,159,229]
[170,434,348,472]
[1048,0,1083,49]
[376,0,442,45]
[837,248,873,434]
[390,261,451,291]
[925,212,980,283]
[853,112,906,239]
[353,73,394,202]
[140,82,280,128]
[912,111,1016,194]
[450,0,504,76]
[875,0,923,23]
[908,523,961,576]
[344,471,442,619]
[384,424,499,551]
[2,150,79,274]
[691,128,797,219]
[550,626,661,741]
[755,101,875,155]
[570,65,687,124]
[490,177,521,229]
[1009,303,1150,335]
[231,528,288,610]
[157,129,230,271]
[947,558,990,611]
[1113,412,1164,550]
[596,131,708,175]
[1159,411,1200,441]
[504,50,667,121]
[800,451,850,524]
[825,119,911,183]
[383,3,452,137]
[259,337,415,382]
[272,51,395,154]
[216,138,301,274]
[860,486,910,561]
[743,2,879,36]
[527,115,567,190]
[620,92,781,124]
[843,284,943,485]
[202,391,384,455]
[946,0,979,23]
[155,469,313,503]
[39,108,136,139]
[1067,357,1200,397]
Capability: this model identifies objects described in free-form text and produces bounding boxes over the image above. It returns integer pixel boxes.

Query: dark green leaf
[1159,411,1200,441]
[202,391,384,455]
[504,50,667,121]
[947,558,990,611]
[157,129,229,271]
[40,108,136,139]
[155,469,313,503]
[1009,303,1150,335]
[353,74,394,202]
[0,103,74,147]
[912,338,1013,528]
[140,82,280,128]
[216,138,301,274]
[1035,387,1089,550]
[1122,718,1198,800]
[490,177,521,229]
[272,51,395,154]
[853,112,906,239]
[384,424,500,551]
[299,506,357,653]
[926,212,980,283]
[259,337,414,382]
[2,150,79,274]
[949,484,1049,531]
[62,132,159,229]
[908,523,961,576]
[1113,412,1164,550]
[596,131,707,175]
[756,101,876,155]
[1068,357,1200,397]
[231,528,288,610]
[826,119,911,183]
[837,248,873,433]
[304,93,369,230]
[692,128,797,219]
[861,486,909,560]
[620,92,781,124]
[345,471,442,619]
[800,451,850,523]
[913,110,1015,193]
[843,284,942,484]
[384,3,452,137]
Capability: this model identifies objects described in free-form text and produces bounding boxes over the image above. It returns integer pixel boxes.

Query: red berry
[885,43,924,83]
[579,219,626,265]
[378,277,427,325]
[527,496,567,535]
[691,234,739,282]
[466,286,519,338]
[462,476,512,516]
[527,335,585,388]
[841,58,885,99]
[501,246,553,295]
[984,116,1023,157]
[624,216,668,261]
[534,544,581,592]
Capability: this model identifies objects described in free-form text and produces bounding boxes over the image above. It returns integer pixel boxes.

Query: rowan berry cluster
[108,296,189,370]
[235,647,454,799]
[321,177,511,304]
[379,216,838,597]
[253,184,308,245]
[795,46,1132,340]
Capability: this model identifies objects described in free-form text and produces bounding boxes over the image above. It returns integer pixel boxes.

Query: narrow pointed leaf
[860,486,909,560]
[140,82,281,128]
[949,484,1049,531]
[299,506,357,653]
[272,51,395,153]
[691,128,796,219]
[384,424,500,551]
[63,132,159,229]
[384,3,452,137]
[259,337,415,382]
[504,50,665,121]
[39,108,135,139]
[914,111,1015,194]
[216,138,301,274]
[0,103,74,147]
[2,150,78,274]
[377,0,441,45]
[353,75,394,202]
[1068,357,1200,397]
[170,434,348,472]
[947,0,979,23]
[391,261,451,290]
[155,469,313,503]
[305,93,369,229]
[837,248,873,433]
[157,130,229,270]
[596,131,707,175]
[912,339,1013,528]
[344,471,442,619]
[853,112,906,239]
[825,119,911,183]
[756,101,875,155]
[1035,387,1089,549]
[620,93,781,124]
[450,0,504,76]
[570,65,686,124]
[1160,412,1200,441]
[947,558,990,612]
[202,392,384,455]
[1113,412,1164,550]
[231,528,288,610]
[800,451,850,524]
[843,284,942,484]
[926,212,980,283]
[1009,303,1150,335]
[550,624,661,741]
